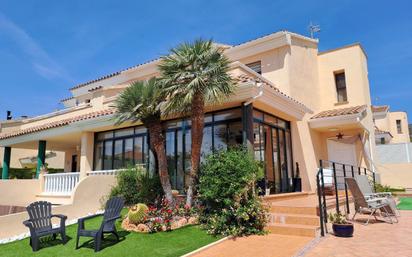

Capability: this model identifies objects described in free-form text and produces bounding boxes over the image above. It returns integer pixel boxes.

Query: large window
[334,71,348,103]
[94,108,242,192]
[93,107,293,194]
[252,110,293,193]
[94,128,149,171]
[396,119,402,134]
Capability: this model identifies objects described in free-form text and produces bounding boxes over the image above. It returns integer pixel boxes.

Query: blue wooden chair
[23,201,67,251]
[75,197,124,252]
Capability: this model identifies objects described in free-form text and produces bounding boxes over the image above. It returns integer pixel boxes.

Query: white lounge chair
[354,175,400,217]
[345,177,396,225]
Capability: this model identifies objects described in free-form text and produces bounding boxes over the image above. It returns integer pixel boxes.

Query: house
[372,105,412,189]
[0,31,381,200]
[372,105,410,144]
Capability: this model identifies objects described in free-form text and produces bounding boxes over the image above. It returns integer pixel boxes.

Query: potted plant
[328,212,354,237]
[293,162,302,192]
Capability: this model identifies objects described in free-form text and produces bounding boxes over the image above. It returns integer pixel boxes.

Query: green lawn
[0,210,221,257]
[397,197,412,210]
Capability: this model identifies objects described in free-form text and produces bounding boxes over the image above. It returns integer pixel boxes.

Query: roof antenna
[308,22,321,39]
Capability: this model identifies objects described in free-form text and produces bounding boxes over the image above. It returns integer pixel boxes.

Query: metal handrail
[316,159,375,236]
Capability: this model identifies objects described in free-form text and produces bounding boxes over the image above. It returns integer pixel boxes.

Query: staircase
[264,192,320,237]
[263,191,353,237]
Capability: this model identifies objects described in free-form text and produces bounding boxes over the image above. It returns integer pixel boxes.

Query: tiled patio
[190,234,313,257]
[303,210,412,257]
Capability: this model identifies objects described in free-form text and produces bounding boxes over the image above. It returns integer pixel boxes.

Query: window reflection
[93,107,293,195]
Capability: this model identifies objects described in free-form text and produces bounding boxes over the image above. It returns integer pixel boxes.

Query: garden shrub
[375,183,405,193]
[198,147,267,236]
[109,166,163,205]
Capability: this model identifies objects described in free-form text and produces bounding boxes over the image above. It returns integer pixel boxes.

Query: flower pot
[332,223,354,237]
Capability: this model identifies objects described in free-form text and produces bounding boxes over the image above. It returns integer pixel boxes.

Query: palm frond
[158,38,235,115]
[113,77,163,125]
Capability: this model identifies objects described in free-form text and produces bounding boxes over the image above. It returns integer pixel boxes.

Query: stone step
[263,192,311,203]
[266,223,319,237]
[268,213,320,226]
[269,205,318,215]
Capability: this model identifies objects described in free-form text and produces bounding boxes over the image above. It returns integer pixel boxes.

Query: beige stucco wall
[377,163,412,189]
[0,180,41,206]
[0,175,116,240]
[317,45,371,110]
[388,112,410,143]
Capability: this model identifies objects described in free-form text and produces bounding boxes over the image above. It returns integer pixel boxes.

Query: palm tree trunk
[147,121,173,203]
[186,93,205,206]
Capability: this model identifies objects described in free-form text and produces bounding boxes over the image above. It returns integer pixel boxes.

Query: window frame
[334,71,348,103]
[396,119,403,134]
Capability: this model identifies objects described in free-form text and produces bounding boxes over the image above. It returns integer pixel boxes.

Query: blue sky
[0,0,411,119]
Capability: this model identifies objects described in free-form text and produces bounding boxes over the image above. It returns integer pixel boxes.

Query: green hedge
[198,147,267,236]
[1,168,64,179]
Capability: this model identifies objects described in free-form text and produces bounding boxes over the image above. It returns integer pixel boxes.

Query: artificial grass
[0,210,221,257]
[397,197,412,210]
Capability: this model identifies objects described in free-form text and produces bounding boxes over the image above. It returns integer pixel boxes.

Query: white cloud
[0,12,72,81]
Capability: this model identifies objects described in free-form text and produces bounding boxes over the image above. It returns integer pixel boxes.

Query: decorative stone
[136,223,150,233]
[188,216,199,225]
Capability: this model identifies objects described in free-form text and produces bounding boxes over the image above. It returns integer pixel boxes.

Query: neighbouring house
[373,105,410,145]
[372,105,412,189]
[0,30,396,208]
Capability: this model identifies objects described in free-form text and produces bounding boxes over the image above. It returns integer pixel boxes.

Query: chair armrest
[78,213,103,230]
[104,215,121,223]
[23,219,33,228]
[51,214,67,220]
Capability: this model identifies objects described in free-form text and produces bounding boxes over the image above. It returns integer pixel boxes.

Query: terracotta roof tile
[60,96,74,103]
[88,86,103,92]
[374,127,392,137]
[69,57,161,91]
[311,105,367,119]
[371,105,389,113]
[0,109,115,140]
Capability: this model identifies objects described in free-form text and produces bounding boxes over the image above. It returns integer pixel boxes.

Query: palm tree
[114,78,173,202]
[158,39,235,206]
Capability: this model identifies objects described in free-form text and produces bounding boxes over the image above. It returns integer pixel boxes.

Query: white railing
[43,172,80,195]
[87,170,120,176]
[87,164,146,176]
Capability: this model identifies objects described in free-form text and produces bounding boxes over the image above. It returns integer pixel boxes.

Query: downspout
[368,132,376,173]
[243,82,263,106]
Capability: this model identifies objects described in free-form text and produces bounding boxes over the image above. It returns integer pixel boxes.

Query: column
[79,132,94,179]
[242,103,254,151]
[36,140,46,179]
[2,147,11,179]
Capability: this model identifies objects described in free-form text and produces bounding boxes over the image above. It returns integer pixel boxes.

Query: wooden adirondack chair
[23,201,67,251]
[75,197,124,252]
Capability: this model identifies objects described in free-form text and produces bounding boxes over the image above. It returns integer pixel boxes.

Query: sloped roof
[0,109,115,140]
[371,105,389,113]
[234,73,309,110]
[374,127,393,137]
[311,105,367,119]
[68,30,316,92]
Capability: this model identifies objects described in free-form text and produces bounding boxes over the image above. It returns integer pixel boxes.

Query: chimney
[6,111,12,120]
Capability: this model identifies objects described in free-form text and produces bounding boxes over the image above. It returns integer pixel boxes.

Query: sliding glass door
[253,110,293,194]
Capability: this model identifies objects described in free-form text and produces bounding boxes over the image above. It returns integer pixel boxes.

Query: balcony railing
[43,172,80,195]
[87,170,120,176]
